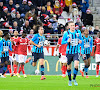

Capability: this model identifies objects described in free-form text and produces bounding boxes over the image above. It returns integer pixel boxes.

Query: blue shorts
[82,54,90,61]
[66,53,80,65]
[1,56,9,63]
[32,52,44,62]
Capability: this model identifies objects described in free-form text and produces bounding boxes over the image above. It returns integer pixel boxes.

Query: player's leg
[72,53,80,86]
[1,57,8,78]
[66,54,73,86]
[39,58,46,80]
[96,62,100,77]
[80,54,87,77]
[0,58,5,77]
[86,56,91,78]
[7,60,13,77]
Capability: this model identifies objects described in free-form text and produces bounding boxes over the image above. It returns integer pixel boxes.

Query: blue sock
[41,65,44,75]
[67,70,71,81]
[2,64,7,75]
[73,68,78,80]
[84,65,88,75]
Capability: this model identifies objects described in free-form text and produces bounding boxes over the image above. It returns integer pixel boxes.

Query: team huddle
[0,22,100,86]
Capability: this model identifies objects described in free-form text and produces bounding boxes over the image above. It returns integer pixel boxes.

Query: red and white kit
[9,36,19,62]
[57,37,67,63]
[16,37,31,63]
[94,38,100,62]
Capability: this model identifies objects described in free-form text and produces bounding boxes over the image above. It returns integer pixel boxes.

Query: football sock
[96,64,99,75]
[22,65,25,74]
[62,65,66,74]
[41,65,44,75]
[2,64,7,75]
[18,65,22,74]
[84,65,88,75]
[73,68,78,80]
[8,65,12,73]
[65,65,67,71]
[67,69,71,81]
[13,64,17,74]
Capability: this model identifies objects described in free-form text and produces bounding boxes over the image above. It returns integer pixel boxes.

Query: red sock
[22,65,25,74]
[62,66,66,74]
[96,64,99,75]
[66,66,67,71]
[13,64,17,74]
[18,65,22,74]
[8,65,12,73]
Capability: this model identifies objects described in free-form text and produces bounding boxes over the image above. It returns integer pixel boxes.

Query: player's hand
[37,45,41,48]
[1,51,5,54]
[78,40,82,44]
[93,56,95,59]
[68,38,71,42]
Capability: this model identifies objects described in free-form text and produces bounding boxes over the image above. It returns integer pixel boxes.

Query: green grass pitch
[0,75,100,90]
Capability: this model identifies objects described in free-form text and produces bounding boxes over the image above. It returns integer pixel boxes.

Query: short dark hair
[23,30,27,34]
[37,25,43,31]
[3,32,9,37]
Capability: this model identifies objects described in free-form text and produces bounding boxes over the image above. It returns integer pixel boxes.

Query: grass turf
[0,75,100,90]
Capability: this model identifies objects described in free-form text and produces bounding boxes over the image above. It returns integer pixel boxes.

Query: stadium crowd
[0,0,99,41]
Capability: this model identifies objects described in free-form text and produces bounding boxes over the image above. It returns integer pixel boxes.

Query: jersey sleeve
[79,30,82,40]
[9,41,12,51]
[61,32,69,44]
[27,38,31,52]
[31,34,37,42]
[94,39,97,46]
[90,37,93,52]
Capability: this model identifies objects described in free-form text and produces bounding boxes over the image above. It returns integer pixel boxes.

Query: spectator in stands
[40,6,50,16]
[65,23,69,31]
[2,22,10,33]
[63,0,72,13]
[53,0,63,18]
[28,1,33,10]
[83,9,93,26]
[14,13,24,27]
[80,0,89,21]
[25,6,37,25]
[22,20,31,34]
[50,14,58,33]
[81,26,86,35]
[75,17,82,29]
[0,1,3,13]
[11,8,16,21]
[73,0,81,6]
[46,1,53,14]
[89,26,94,35]
[94,25,100,35]
[27,29,34,40]
[13,0,22,5]
[12,21,20,32]
[7,0,16,12]
[1,6,12,22]
[18,0,30,18]
[44,22,54,34]
[58,24,65,34]
[75,25,79,30]
[9,27,13,34]
[69,2,79,22]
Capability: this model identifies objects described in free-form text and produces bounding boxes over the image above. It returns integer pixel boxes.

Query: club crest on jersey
[76,33,79,37]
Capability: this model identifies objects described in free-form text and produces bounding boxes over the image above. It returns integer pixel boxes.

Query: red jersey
[94,38,100,54]
[9,37,18,56]
[16,37,31,55]
[57,37,67,55]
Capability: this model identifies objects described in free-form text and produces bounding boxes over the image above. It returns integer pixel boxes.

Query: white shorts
[15,54,19,62]
[95,54,100,62]
[18,55,27,63]
[9,54,16,62]
[59,55,67,63]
